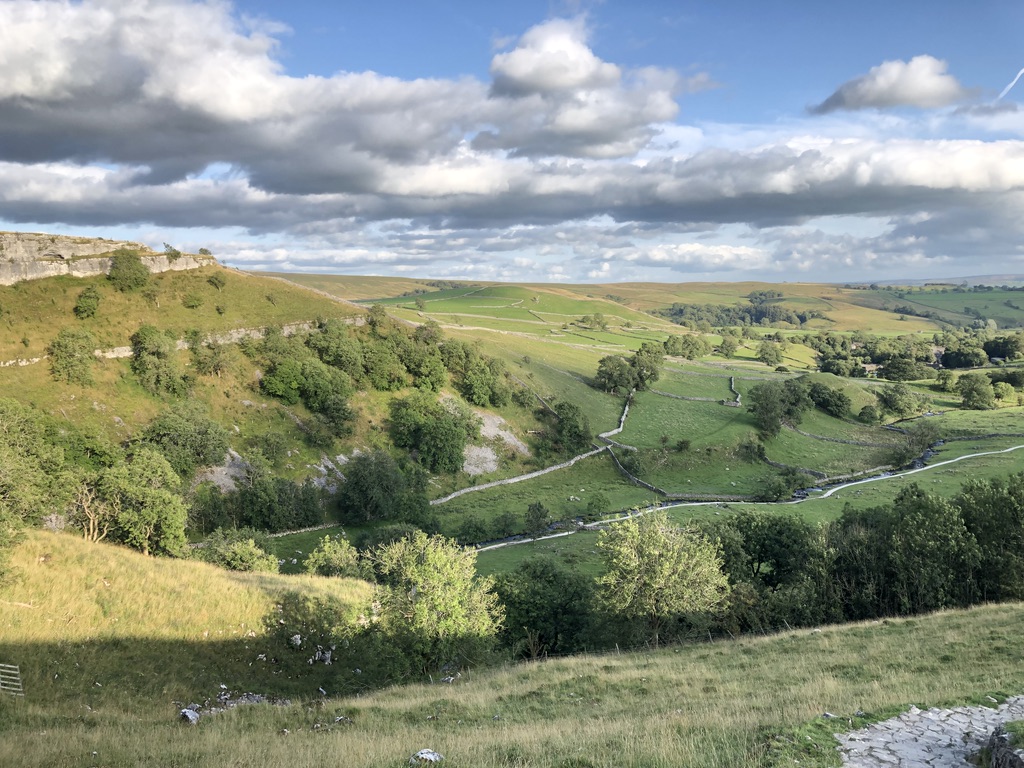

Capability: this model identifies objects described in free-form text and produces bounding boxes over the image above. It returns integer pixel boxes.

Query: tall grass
[3,539,1021,768]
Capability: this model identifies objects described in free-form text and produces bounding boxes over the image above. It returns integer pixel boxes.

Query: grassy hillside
[0,531,372,705]
[1,534,1021,767]
[0,265,362,362]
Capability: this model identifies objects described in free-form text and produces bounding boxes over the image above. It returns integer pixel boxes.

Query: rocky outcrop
[989,726,1024,768]
[0,231,212,285]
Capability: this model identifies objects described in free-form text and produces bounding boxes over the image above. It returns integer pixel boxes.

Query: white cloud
[811,55,968,113]
[0,1,1020,282]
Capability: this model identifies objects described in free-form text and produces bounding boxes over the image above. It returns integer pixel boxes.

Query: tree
[130,324,189,396]
[552,401,592,454]
[595,355,637,393]
[875,382,920,418]
[163,243,182,262]
[957,372,996,410]
[495,556,595,657]
[888,485,978,615]
[629,342,664,390]
[304,534,361,578]
[756,341,782,367]
[74,285,101,319]
[48,328,96,385]
[807,381,851,418]
[140,401,229,478]
[598,511,730,646]
[958,473,1024,602]
[719,337,738,358]
[337,450,413,523]
[994,381,1016,402]
[99,447,187,556]
[107,249,150,292]
[732,510,816,590]
[69,480,115,543]
[207,273,226,292]
[525,501,550,533]
[746,379,811,439]
[370,531,503,676]
[388,392,478,474]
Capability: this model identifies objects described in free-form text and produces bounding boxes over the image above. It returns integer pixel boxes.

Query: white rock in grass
[410,748,444,764]
[179,709,200,725]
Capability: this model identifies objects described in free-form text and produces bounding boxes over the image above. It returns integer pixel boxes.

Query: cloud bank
[0,0,1021,283]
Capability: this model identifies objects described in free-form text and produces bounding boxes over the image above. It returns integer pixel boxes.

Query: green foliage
[303,534,361,578]
[807,381,851,418]
[140,401,229,478]
[182,292,204,309]
[595,354,637,393]
[664,334,712,360]
[875,382,921,418]
[598,510,730,646]
[756,341,782,367]
[107,248,150,292]
[552,400,593,455]
[99,447,187,556]
[525,501,551,533]
[196,527,278,572]
[746,379,811,439]
[719,336,738,358]
[163,243,182,262]
[957,371,996,410]
[73,284,101,319]
[130,324,189,396]
[494,556,596,657]
[337,450,422,524]
[207,273,226,292]
[47,327,96,385]
[732,510,818,590]
[957,473,1024,602]
[389,391,479,473]
[889,485,979,614]
[370,530,503,677]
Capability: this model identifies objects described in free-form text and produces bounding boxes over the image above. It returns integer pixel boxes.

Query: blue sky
[1,0,1023,283]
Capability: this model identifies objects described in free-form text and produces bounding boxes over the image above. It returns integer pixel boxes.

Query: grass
[3,539,1022,768]
[0,266,362,362]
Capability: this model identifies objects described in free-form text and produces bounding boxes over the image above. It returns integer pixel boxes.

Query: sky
[2,1,1024,284]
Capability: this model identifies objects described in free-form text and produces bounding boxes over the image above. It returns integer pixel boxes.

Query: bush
[304,535,361,578]
[107,249,149,292]
[196,528,278,572]
[73,285,101,319]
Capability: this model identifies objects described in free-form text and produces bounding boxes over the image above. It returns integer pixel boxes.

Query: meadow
[2,532,1021,768]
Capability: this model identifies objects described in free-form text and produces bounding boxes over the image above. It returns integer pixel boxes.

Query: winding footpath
[836,696,1024,767]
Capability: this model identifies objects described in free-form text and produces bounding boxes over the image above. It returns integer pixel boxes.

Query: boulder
[179,708,200,726]
[410,748,444,764]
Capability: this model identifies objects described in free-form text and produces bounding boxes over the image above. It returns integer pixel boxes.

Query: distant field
[844,286,1024,329]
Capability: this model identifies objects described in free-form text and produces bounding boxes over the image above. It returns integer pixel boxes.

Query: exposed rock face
[989,726,1024,768]
[0,231,212,286]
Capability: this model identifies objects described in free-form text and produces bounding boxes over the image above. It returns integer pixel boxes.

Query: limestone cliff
[0,231,213,285]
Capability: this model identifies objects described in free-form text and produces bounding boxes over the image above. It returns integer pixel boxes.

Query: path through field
[835,695,1024,767]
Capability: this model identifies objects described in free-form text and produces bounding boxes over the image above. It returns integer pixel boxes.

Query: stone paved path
[837,695,1024,767]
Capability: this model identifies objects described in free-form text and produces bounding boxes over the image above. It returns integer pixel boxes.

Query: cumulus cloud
[811,55,968,113]
[0,1,1021,282]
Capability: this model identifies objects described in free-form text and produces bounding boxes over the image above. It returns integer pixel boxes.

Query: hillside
[1,531,1021,767]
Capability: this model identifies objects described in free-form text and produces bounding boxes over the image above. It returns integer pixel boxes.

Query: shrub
[73,285,101,319]
[197,528,278,572]
[304,535,361,578]
[107,249,149,292]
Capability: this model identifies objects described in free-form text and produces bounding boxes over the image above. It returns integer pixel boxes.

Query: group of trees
[595,341,665,393]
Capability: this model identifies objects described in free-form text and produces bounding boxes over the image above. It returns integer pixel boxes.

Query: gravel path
[836,696,1024,767]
